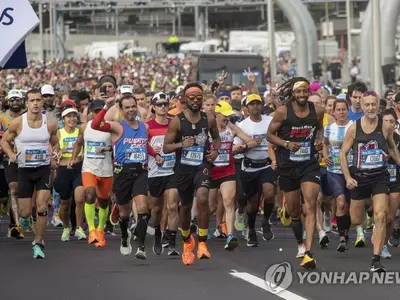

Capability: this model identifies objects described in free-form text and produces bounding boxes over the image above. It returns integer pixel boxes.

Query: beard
[10,105,22,113]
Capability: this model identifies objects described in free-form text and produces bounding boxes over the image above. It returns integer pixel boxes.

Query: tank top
[82,120,113,177]
[277,101,318,168]
[174,111,210,173]
[147,118,175,178]
[210,126,235,180]
[59,127,82,159]
[351,118,388,175]
[15,113,50,168]
[387,133,400,183]
[237,115,272,172]
[113,120,148,164]
[1,111,14,131]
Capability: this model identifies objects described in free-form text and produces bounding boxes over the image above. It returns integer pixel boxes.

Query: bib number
[181,146,204,166]
[87,141,106,159]
[253,134,268,151]
[359,149,383,170]
[25,149,48,167]
[388,165,397,182]
[63,137,76,154]
[214,149,230,167]
[159,154,176,173]
[127,148,147,163]
[289,142,311,162]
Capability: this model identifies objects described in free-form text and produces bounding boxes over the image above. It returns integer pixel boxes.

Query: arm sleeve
[91,108,112,132]
[147,144,157,157]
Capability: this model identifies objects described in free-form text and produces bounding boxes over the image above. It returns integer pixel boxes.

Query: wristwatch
[284,141,290,149]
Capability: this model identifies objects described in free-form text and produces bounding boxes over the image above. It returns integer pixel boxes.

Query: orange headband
[185,87,202,96]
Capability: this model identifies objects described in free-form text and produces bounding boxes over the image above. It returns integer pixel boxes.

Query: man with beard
[163,82,221,266]
[267,77,324,270]
[91,95,163,259]
[1,90,25,239]
[41,85,57,121]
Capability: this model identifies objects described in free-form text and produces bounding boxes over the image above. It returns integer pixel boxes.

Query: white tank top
[211,127,234,167]
[82,120,113,177]
[15,113,50,168]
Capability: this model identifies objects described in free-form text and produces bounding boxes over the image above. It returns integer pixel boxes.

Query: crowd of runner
[1,68,400,274]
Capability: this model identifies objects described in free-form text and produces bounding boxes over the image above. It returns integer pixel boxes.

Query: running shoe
[296,243,306,258]
[120,231,132,256]
[300,253,316,270]
[319,232,329,248]
[109,203,119,226]
[32,244,45,259]
[337,240,349,253]
[355,234,366,248]
[75,227,87,240]
[135,246,147,259]
[234,209,245,231]
[182,235,195,265]
[51,214,63,227]
[197,241,211,259]
[162,230,170,248]
[95,230,106,248]
[214,225,226,239]
[370,260,386,272]
[261,219,274,241]
[153,230,164,255]
[88,230,98,244]
[8,226,24,239]
[246,229,259,247]
[221,223,228,236]
[381,244,392,259]
[224,234,239,251]
[61,228,71,242]
[168,245,179,256]
[388,229,399,247]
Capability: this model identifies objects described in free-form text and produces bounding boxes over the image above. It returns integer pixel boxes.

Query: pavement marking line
[229,270,309,300]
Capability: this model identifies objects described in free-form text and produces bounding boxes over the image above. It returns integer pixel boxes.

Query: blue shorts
[326,171,350,202]
[320,167,333,196]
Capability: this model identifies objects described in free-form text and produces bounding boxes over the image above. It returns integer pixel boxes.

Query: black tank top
[277,101,318,167]
[351,118,388,175]
[387,133,400,183]
[174,111,210,173]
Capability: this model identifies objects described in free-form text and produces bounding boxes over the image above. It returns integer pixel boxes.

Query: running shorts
[210,174,236,190]
[0,169,8,198]
[326,172,350,202]
[18,165,51,198]
[241,167,277,198]
[113,171,148,205]
[54,162,83,200]
[148,175,175,198]
[82,172,113,199]
[4,161,18,184]
[350,171,390,200]
[278,161,320,192]
[320,167,333,196]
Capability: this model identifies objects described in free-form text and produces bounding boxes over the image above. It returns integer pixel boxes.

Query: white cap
[120,85,133,94]
[8,89,24,99]
[175,85,184,95]
[263,90,270,98]
[61,107,78,118]
[41,84,55,96]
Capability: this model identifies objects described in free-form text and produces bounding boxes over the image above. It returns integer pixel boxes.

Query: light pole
[372,0,382,95]
[268,0,276,80]
[346,0,352,67]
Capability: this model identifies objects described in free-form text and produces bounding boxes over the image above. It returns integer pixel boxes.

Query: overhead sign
[0,0,39,69]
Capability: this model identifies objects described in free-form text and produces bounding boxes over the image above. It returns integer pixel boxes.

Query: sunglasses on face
[154,102,169,107]
[186,95,203,101]
[363,91,378,97]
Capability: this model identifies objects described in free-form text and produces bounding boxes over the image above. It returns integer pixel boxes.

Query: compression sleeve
[91,108,112,132]
[147,144,157,157]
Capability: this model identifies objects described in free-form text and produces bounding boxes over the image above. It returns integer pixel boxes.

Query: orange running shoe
[221,223,228,236]
[88,230,98,244]
[182,235,195,265]
[197,241,211,259]
[95,230,106,248]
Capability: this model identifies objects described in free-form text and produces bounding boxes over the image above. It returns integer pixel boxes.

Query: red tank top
[210,126,235,180]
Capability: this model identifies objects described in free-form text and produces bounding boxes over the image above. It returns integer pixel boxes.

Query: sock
[263,203,274,222]
[373,254,380,262]
[154,225,161,237]
[181,229,190,242]
[169,230,177,247]
[356,226,364,236]
[198,228,208,242]
[118,216,129,240]
[84,203,96,231]
[336,215,347,238]
[136,213,150,248]
[291,218,303,244]
[247,211,257,230]
[97,205,109,231]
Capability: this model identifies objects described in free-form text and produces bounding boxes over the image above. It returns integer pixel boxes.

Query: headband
[99,75,117,87]
[293,81,310,91]
[217,91,231,99]
[185,87,202,96]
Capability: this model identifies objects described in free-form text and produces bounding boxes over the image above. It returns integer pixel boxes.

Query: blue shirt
[348,108,364,121]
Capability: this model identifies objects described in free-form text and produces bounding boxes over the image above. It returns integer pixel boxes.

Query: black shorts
[4,162,18,184]
[172,164,211,204]
[148,175,175,198]
[278,161,320,192]
[18,165,51,198]
[234,158,244,197]
[210,174,236,189]
[54,162,83,200]
[350,171,390,200]
[0,168,8,198]
[113,171,148,205]
[241,167,277,198]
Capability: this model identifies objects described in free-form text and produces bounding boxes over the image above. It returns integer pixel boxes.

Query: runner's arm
[230,123,257,149]
[0,118,18,158]
[163,117,182,154]
[267,106,287,147]
[340,123,356,180]
[209,116,221,151]
[144,123,158,157]
[48,121,59,148]
[315,106,325,142]
[71,123,86,162]
[385,130,400,166]
[91,107,118,134]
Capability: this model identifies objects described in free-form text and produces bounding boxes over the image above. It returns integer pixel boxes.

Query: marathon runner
[340,91,400,272]
[267,78,324,270]
[1,89,25,239]
[71,99,113,248]
[1,89,59,259]
[163,82,221,265]
[91,95,162,259]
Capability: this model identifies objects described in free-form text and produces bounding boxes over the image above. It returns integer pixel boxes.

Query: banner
[0,0,39,68]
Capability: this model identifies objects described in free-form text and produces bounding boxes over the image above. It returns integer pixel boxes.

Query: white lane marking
[229,270,309,300]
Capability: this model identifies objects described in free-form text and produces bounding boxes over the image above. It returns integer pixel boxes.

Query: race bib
[388,164,397,182]
[86,141,106,159]
[25,149,48,167]
[289,142,311,162]
[329,149,341,171]
[253,134,268,151]
[213,149,230,167]
[127,147,147,163]
[159,154,176,173]
[63,137,76,154]
[359,149,384,170]
[181,146,204,166]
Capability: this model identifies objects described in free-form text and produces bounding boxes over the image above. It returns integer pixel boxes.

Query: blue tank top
[113,120,148,164]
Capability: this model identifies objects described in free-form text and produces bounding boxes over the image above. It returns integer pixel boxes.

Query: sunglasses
[362,91,378,97]
[186,95,203,101]
[154,102,169,107]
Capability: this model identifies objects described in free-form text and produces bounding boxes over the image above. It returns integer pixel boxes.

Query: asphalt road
[1,219,400,300]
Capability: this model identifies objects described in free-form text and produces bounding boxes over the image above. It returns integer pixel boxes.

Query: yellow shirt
[59,128,82,159]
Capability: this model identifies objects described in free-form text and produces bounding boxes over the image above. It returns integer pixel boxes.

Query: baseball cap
[41,84,55,96]
[61,107,78,118]
[7,89,24,99]
[88,99,105,111]
[151,92,169,105]
[337,93,347,100]
[309,82,322,93]
[246,94,263,105]
[215,101,235,116]
[120,85,133,95]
